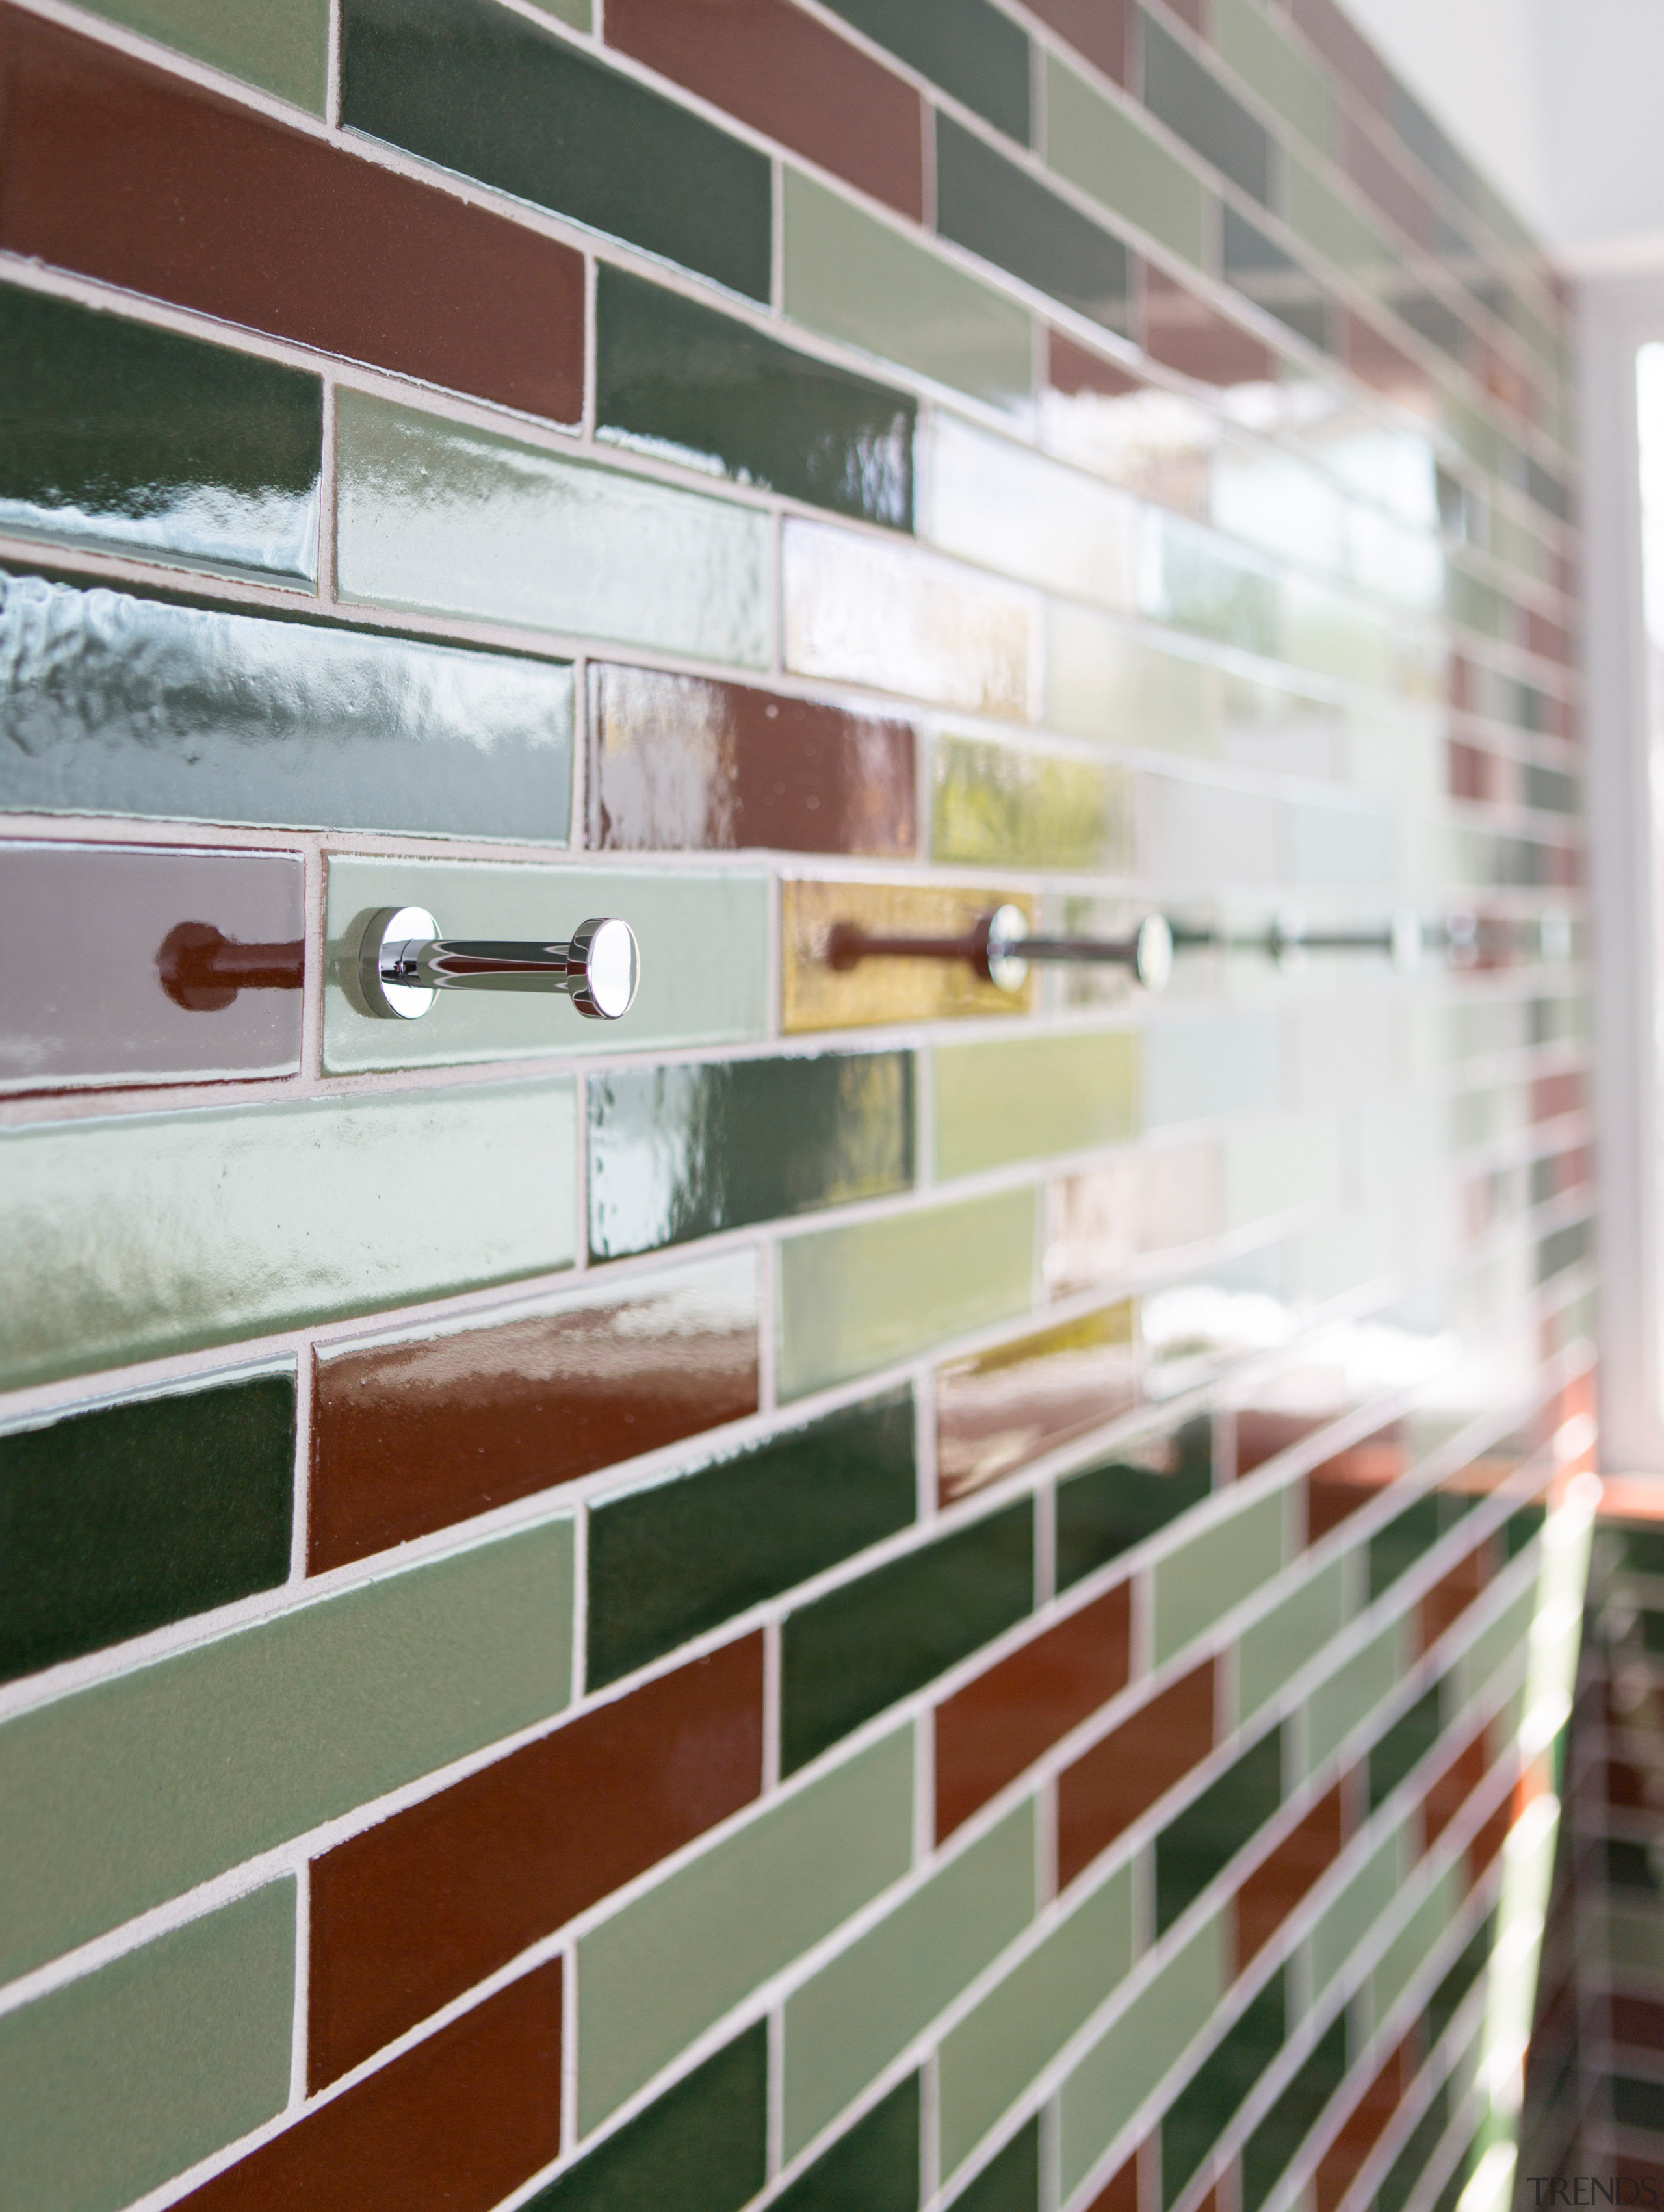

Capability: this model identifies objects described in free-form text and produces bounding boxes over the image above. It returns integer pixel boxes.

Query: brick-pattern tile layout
[0,0,1591,2208]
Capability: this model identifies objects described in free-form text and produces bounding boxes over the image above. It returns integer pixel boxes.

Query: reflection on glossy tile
[1045,1146,1219,1297]
[781,880,1032,1033]
[937,115,1132,339]
[937,1302,1139,1502]
[1055,1415,1215,1589]
[824,0,1030,144]
[1141,12,1271,204]
[926,413,1139,611]
[933,736,1132,874]
[776,2074,920,2212]
[1046,605,1222,753]
[1142,512,1282,656]
[1143,773,1280,886]
[935,1032,1140,1181]
[80,0,328,107]
[1045,55,1208,266]
[1041,339,1216,514]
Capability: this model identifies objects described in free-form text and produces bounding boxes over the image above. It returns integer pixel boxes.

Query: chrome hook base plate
[359,905,440,1020]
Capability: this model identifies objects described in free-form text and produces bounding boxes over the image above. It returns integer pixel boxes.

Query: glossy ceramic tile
[341,0,769,300]
[1056,1662,1216,1886]
[1154,1728,1284,1933]
[0,10,585,420]
[1305,1619,1411,1771]
[1142,264,1278,389]
[0,1882,294,2212]
[934,1033,1140,1182]
[1141,13,1271,204]
[310,1254,757,1571]
[1046,604,1223,753]
[0,842,303,1092]
[534,2026,765,2212]
[777,2075,920,2212]
[335,392,771,666]
[1045,1147,1219,1297]
[1161,1974,1286,2204]
[0,284,320,584]
[1236,1558,1347,1719]
[824,0,1030,144]
[1145,1011,1281,1127]
[1368,1683,1444,1810]
[1154,1489,1288,1663]
[1044,56,1210,266]
[937,116,1132,338]
[950,2115,1041,2210]
[925,414,1140,611]
[0,1520,571,1981]
[781,880,1034,1033]
[587,1389,916,1683]
[931,736,1131,877]
[309,1636,762,2085]
[1054,1418,1216,1589]
[1236,1784,1344,1966]
[0,1081,576,1390]
[80,0,328,109]
[1242,2016,1347,2212]
[1212,0,1332,153]
[576,1727,913,2128]
[936,1302,1141,1502]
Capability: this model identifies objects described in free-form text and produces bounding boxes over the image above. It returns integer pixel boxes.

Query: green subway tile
[781,1505,1034,1775]
[1237,1560,1347,1723]
[1242,2014,1347,2212]
[588,1389,917,1686]
[1211,0,1333,154]
[1056,1422,1215,1592]
[934,1031,1139,1180]
[1044,57,1208,266]
[1153,1489,1288,1666]
[535,2026,766,2212]
[1156,1729,1283,1935]
[0,1882,295,2212]
[1309,1827,1405,1996]
[1059,1914,1227,2196]
[783,170,1034,412]
[939,1865,1134,2176]
[1368,1686,1445,1812]
[0,1370,294,1685]
[335,389,772,667]
[78,0,328,106]
[1046,605,1223,756]
[1141,514,1282,658]
[933,736,1134,874]
[1161,1974,1286,2207]
[1376,2083,1449,2212]
[324,856,767,1072]
[776,2076,920,2212]
[823,0,1030,145]
[0,1520,570,1982]
[1284,151,1392,290]
[1449,1585,1534,1708]
[937,116,1132,339]
[1372,1866,1462,2023]
[596,265,915,531]
[1427,1914,1490,2044]
[1305,1620,1408,1773]
[949,2117,1040,2212]
[0,1083,575,1391]
[927,414,1139,612]
[577,1727,913,2130]
[0,283,320,584]
[590,1051,913,1260]
[1141,14,1271,205]
[785,1804,1035,2155]
[1368,1496,1446,1601]
[777,1189,1038,1402]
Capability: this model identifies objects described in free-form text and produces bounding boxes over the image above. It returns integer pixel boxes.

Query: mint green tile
[0,1520,571,1981]
[934,1031,1140,1180]
[1212,0,1334,154]
[1308,1825,1405,1996]
[1284,151,1391,290]
[782,170,1033,411]
[578,1727,914,2132]
[784,1802,1035,2155]
[324,856,768,1073]
[1046,604,1223,756]
[0,1882,294,2212]
[335,389,772,667]
[1045,57,1208,267]
[1450,1585,1535,1708]
[932,736,1134,873]
[1305,1619,1409,1772]
[940,1864,1134,2177]
[0,1082,575,1391]
[1059,1914,1227,2196]
[777,1190,1037,1401]
[79,0,328,108]
[1153,1488,1289,1666]
[1237,1560,1347,1722]
[1372,1866,1462,2023]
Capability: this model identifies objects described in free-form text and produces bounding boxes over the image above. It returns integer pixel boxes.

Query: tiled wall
[0,1,1595,2209]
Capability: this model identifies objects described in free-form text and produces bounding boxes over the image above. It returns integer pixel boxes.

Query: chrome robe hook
[355,907,640,1021]
[826,905,1174,994]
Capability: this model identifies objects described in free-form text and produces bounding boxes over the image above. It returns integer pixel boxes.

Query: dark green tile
[1367,1496,1444,1601]
[341,0,770,301]
[1614,2076,1664,2133]
[1242,2014,1347,2212]
[0,1372,294,1685]
[1625,1528,1664,1577]
[1368,1687,1445,1812]
[1374,2083,1448,2212]
[825,0,1030,144]
[533,2024,766,2212]
[1156,1729,1283,1936]
[1222,209,1329,352]
[1505,1504,1546,1561]
[1430,2132,1479,2212]
[1162,1974,1286,2207]
[597,266,914,530]
[1425,1912,1491,2044]
[1609,1841,1658,1897]
[1055,1418,1214,1591]
[0,284,320,582]
[936,115,1131,337]
[1537,1220,1590,1285]
[1141,14,1271,204]
[782,1502,1034,1775]
[589,1052,913,1261]
[588,1389,917,1686]
[777,2075,920,2212]
[947,2116,1040,2212]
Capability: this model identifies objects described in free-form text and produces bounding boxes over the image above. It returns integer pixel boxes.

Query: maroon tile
[1416,1539,1494,1656]
[1419,1723,1489,1848]
[1305,1422,1406,1545]
[1608,1759,1648,1810]
[1533,1070,1585,1124]
[1143,263,1275,388]
[1234,1786,1344,1969]
[1528,608,1572,666]
[1165,0,1205,33]
[309,1635,762,2087]
[1057,1662,1216,1890]
[1288,0,1392,116]
[309,1262,759,1571]
[0,6,584,421]
[589,663,917,858]
[935,1585,1132,1841]
[936,1304,1142,1506]
[1233,1409,1327,1483]
[1467,1778,1516,1884]
[1026,0,1131,84]
[1314,2036,1412,2212]
[1085,2152,1142,2212]
[182,1965,561,2212]
[1448,740,1496,803]
[1048,328,1143,402]
[1613,1996,1664,2053]
[606,0,924,220]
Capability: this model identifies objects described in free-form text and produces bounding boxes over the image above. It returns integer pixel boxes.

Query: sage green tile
[1284,151,1392,291]
[0,1882,294,2212]
[1211,0,1333,154]
[1044,57,1208,267]
[940,1864,1134,2176]
[0,1520,571,1982]
[1236,1560,1347,1723]
[1046,604,1223,756]
[926,413,1139,611]
[783,170,1033,412]
[932,736,1134,873]
[1305,1619,1409,1772]
[77,0,328,107]
[933,1031,1140,1180]
[1606,1907,1664,1975]
[335,389,772,667]
[784,1803,1035,2155]
[1153,1488,1289,1666]
[1059,1914,1227,2196]
[577,1727,914,2131]
[1372,1865,1462,2022]
[777,1190,1037,1400]
[324,856,767,1072]
[534,0,590,23]
[1308,1825,1405,1996]
[1449,1584,1535,1708]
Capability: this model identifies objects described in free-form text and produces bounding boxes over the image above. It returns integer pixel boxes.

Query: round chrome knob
[567,917,640,1020]
[1135,913,1173,993]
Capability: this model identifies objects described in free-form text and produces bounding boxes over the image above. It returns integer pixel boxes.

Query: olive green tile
[324,856,767,1072]
[335,388,772,667]
[1045,605,1223,756]
[78,0,328,107]
[0,1083,575,1392]
[1308,1825,1405,1995]
[0,1882,295,2212]
[1372,1865,1462,2022]
[939,1864,1134,2176]
[775,2076,920,2212]
[0,1519,571,1982]
[1152,1487,1289,1666]
[536,2025,765,2212]
[1056,1422,1216,1591]
[933,1031,1140,1179]
[1212,0,1333,153]
[784,1804,1034,2155]
[1236,1559,1347,1722]
[1044,56,1209,266]
[925,414,1139,611]
[577,1726,914,2131]
[534,0,590,24]
[932,736,1133,873]
[783,170,1033,413]
[824,0,1030,145]
[777,1189,1038,1401]
[1305,1618,1410,1772]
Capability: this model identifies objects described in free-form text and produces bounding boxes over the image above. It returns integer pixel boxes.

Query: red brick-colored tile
[1418,1540,1494,1656]
[1057,1662,1216,1890]
[1468,1774,1520,1885]
[0,6,584,421]
[1614,1995,1664,2053]
[309,1636,762,2088]
[1234,1786,1344,1970]
[1314,2036,1412,2212]
[1420,1725,1490,1849]
[1617,2155,1664,2194]
[936,1585,1133,1842]
[1533,1070,1585,1124]
[1084,2150,1141,2212]
[1027,0,1131,83]
[1305,1422,1405,1545]
[181,1966,562,2212]
[1049,328,1143,401]
[1234,1409,1328,1482]
[1143,263,1275,388]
